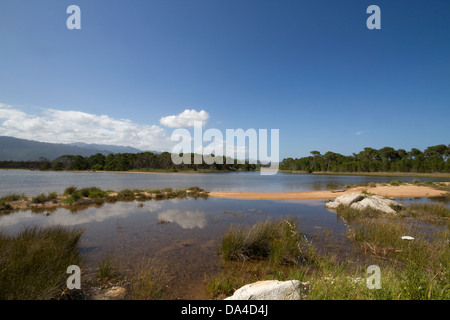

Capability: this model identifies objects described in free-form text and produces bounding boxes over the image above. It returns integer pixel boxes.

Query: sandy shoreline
[209,184,448,200]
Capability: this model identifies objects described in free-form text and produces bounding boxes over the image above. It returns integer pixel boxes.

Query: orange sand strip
[209,185,447,200]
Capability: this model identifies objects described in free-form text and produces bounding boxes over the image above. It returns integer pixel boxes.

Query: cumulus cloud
[159,109,209,128]
[0,103,172,152]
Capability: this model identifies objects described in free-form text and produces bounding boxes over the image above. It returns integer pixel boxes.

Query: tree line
[0,152,257,172]
[1,144,448,174]
[280,144,450,173]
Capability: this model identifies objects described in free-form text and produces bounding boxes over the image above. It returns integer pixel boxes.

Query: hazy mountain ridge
[0,136,145,161]
[68,142,143,154]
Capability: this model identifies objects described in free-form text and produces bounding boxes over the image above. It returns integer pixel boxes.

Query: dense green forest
[0,152,258,172]
[1,144,449,174]
[280,144,450,173]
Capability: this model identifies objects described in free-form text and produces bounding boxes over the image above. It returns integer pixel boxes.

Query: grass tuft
[221,218,311,265]
[0,226,84,300]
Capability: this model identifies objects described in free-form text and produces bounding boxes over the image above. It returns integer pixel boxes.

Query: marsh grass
[210,203,449,300]
[127,259,166,300]
[336,205,382,221]
[38,186,208,208]
[64,186,78,195]
[32,192,58,204]
[221,218,312,266]
[303,261,448,300]
[0,186,209,212]
[207,264,253,299]
[404,202,449,224]
[115,189,135,201]
[97,255,121,282]
[349,219,449,271]
[331,201,449,300]
[0,194,16,211]
[0,193,24,204]
[0,226,84,300]
[337,202,449,224]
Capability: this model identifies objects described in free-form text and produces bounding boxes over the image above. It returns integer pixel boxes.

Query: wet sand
[209,184,448,200]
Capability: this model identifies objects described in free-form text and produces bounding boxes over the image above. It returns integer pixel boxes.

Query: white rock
[324,201,340,210]
[349,201,364,211]
[224,280,305,300]
[357,197,397,214]
[325,193,404,215]
[93,286,127,300]
[370,195,405,209]
[325,193,364,210]
[334,193,365,206]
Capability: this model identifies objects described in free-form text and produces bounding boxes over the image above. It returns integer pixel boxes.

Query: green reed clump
[221,218,310,265]
[0,194,25,211]
[97,255,121,282]
[74,187,107,198]
[31,192,58,204]
[0,226,84,300]
[186,186,208,199]
[116,189,135,201]
[336,205,382,221]
[405,203,449,220]
[64,186,78,195]
[176,189,187,198]
[0,193,23,204]
[64,187,108,201]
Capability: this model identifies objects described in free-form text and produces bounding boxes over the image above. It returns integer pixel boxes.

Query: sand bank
[209,184,448,200]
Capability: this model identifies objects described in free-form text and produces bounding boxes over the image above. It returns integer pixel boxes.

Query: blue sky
[0,0,449,159]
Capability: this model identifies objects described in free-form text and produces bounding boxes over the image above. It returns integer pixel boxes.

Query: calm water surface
[0,170,447,299]
[0,169,448,197]
[0,197,354,298]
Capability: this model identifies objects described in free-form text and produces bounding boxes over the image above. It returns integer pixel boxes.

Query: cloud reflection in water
[157,209,207,229]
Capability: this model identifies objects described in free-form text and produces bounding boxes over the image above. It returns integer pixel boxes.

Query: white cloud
[0,103,173,152]
[159,109,209,128]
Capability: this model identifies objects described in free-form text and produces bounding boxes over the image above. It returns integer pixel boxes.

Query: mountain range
[0,136,147,161]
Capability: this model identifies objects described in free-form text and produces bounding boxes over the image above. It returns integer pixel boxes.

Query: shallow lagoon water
[0,170,447,298]
[0,169,448,197]
[1,195,447,298]
[0,197,354,298]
